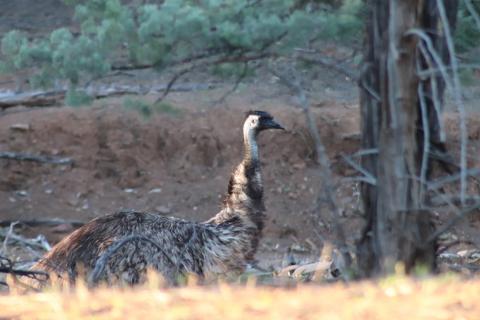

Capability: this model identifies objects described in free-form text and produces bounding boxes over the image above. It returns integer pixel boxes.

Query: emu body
[30,111,284,287]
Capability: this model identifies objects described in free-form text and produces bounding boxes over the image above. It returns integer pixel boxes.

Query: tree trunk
[357,0,458,276]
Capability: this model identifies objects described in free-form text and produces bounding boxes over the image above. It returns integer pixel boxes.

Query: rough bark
[357,0,458,276]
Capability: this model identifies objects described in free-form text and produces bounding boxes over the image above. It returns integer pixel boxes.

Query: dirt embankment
[0,102,363,264]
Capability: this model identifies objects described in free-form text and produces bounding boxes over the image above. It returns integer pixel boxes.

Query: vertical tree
[357,0,459,275]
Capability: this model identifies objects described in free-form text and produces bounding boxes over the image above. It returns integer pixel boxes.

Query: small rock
[457,250,470,258]
[123,188,136,193]
[15,190,28,197]
[438,252,461,262]
[44,189,53,194]
[155,205,171,214]
[67,198,79,207]
[148,188,162,194]
[438,231,458,242]
[9,123,30,131]
[292,162,306,170]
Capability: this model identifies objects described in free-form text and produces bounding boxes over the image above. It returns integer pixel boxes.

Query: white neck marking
[243,116,259,161]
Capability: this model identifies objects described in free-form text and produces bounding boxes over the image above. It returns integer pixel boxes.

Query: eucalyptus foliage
[0,0,362,101]
[455,0,480,55]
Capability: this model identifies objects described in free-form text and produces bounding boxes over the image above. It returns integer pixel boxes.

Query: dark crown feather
[244,110,273,120]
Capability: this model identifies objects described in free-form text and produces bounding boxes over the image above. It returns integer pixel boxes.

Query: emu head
[244,110,284,134]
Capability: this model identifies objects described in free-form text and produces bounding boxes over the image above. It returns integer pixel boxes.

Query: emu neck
[207,123,265,225]
[205,121,266,260]
[243,125,259,162]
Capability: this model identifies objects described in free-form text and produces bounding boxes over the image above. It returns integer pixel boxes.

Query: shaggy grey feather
[29,111,284,287]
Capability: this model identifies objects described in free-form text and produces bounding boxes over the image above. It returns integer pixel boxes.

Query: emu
[29,111,284,287]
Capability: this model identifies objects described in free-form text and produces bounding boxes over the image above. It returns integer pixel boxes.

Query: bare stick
[464,0,480,30]
[154,66,197,103]
[269,65,352,273]
[351,148,379,158]
[427,168,480,191]
[436,0,468,205]
[0,256,49,286]
[418,42,446,142]
[0,83,217,109]
[418,83,430,200]
[213,62,249,105]
[295,53,359,80]
[0,152,73,165]
[418,63,480,78]
[407,29,454,92]
[0,219,84,228]
[1,222,18,256]
[340,154,377,185]
[0,229,51,251]
[427,203,480,243]
[436,239,476,255]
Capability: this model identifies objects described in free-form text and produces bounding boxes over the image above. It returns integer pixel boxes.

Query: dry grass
[0,275,479,319]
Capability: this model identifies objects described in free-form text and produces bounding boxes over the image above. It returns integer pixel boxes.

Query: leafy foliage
[455,1,480,55]
[0,0,362,93]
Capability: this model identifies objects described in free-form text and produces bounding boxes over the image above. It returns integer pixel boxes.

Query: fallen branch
[0,218,84,229]
[1,222,18,256]
[0,256,49,287]
[0,229,51,252]
[427,202,480,243]
[0,152,73,165]
[0,82,217,109]
[427,168,480,191]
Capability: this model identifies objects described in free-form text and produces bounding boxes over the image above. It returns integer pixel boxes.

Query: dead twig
[0,256,49,287]
[0,83,217,109]
[340,153,377,185]
[1,222,18,256]
[427,203,480,243]
[268,65,352,276]
[418,83,431,199]
[427,168,480,191]
[436,0,468,205]
[418,41,446,143]
[0,152,73,165]
[464,0,480,30]
[295,49,359,80]
[436,240,476,255]
[0,218,84,229]
[213,62,249,105]
[154,66,199,103]
[0,228,51,252]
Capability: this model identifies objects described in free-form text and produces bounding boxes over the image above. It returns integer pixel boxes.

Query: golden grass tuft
[1,275,479,319]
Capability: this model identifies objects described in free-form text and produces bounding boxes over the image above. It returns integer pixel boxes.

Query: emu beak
[264,118,285,130]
